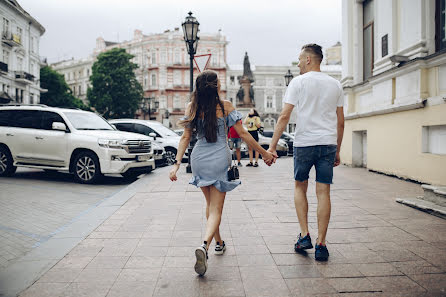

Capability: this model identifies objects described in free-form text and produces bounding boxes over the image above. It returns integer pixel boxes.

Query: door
[352,130,367,168]
[362,131,367,167]
[31,111,69,167]
[7,110,43,163]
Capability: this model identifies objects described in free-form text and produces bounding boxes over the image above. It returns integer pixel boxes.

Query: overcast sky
[18,0,341,66]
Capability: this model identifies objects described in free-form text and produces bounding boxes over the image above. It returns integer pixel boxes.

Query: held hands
[263,148,278,166]
[169,164,180,181]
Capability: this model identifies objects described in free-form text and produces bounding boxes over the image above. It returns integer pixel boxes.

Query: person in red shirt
[228,120,243,166]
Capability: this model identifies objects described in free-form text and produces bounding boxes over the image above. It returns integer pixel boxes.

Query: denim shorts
[228,138,241,149]
[293,145,337,184]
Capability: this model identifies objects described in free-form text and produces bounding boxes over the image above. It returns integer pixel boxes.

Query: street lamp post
[182,11,199,173]
[284,69,294,86]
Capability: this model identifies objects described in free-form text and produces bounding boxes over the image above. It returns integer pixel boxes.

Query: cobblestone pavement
[19,158,446,297]
[0,169,132,269]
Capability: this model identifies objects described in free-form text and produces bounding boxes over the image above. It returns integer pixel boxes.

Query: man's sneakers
[215,241,226,255]
[315,243,329,261]
[194,243,208,276]
[294,233,313,252]
[294,234,329,261]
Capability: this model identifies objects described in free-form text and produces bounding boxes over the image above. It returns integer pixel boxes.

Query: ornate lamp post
[182,11,199,173]
[284,69,294,86]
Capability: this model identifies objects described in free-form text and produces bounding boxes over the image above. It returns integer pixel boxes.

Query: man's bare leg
[294,180,309,235]
[315,182,331,245]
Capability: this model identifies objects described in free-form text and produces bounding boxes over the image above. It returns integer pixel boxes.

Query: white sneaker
[215,241,226,255]
[194,244,208,276]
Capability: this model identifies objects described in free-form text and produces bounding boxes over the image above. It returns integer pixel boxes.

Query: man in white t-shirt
[268,44,344,261]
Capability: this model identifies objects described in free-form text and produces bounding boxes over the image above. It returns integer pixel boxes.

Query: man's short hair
[302,44,323,63]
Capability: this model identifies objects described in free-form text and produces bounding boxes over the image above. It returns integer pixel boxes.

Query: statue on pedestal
[236,52,255,108]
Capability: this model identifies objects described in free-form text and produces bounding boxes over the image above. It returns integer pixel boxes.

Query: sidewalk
[18,158,446,297]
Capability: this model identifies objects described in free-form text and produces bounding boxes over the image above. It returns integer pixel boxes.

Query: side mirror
[52,122,67,132]
[149,132,157,140]
[111,124,117,130]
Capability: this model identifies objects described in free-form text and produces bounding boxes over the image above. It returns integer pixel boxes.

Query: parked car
[109,119,182,165]
[261,130,294,155]
[174,129,184,136]
[0,105,155,183]
[151,142,167,167]
[258,131,289,156]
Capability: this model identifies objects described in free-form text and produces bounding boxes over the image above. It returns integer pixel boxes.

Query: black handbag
[223,109,239,181]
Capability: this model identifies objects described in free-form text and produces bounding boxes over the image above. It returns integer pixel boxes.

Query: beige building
[341,0,446,185]
[52,28,228,128]
[0,0,45,104]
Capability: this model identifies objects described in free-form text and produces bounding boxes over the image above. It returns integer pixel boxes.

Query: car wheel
[73,151,102,184]
[0,146,16,177]
[165,148,177,165]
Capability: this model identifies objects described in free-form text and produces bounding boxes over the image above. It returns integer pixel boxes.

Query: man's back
[284,71,343,147]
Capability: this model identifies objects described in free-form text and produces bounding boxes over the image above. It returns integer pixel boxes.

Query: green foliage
[87,48,143,119]
[39,66,89,110]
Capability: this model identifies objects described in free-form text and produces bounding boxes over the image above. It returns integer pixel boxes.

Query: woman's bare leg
[202,186,226,249]
[200,186,222,245]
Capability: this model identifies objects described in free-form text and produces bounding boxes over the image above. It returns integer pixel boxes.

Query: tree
[39,66,88,109]
[87,48,143,119]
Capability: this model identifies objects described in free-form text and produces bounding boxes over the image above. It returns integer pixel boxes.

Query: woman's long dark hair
[179,70,224,143]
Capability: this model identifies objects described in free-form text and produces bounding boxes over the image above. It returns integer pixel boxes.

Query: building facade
[0,0,45,104]
[52,28,228,128]
[341,0,446,185]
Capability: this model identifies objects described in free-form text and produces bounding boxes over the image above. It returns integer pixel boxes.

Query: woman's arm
[255,116,261,129]
[170,104,193,181]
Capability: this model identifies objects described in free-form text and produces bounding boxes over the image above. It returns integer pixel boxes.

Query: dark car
[260,130,294,156]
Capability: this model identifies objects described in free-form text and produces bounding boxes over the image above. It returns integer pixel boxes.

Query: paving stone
[107,281,157,297]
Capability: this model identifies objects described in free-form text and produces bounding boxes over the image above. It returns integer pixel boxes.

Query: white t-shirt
[283,71,343,147]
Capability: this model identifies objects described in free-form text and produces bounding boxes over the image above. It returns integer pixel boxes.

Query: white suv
[0,105,155,183]
[109,119,182,165]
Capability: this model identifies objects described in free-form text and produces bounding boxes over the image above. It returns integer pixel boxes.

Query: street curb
[396,197,446,220]
[0,168,168,297]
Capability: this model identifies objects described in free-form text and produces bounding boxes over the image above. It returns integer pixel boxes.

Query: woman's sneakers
[253,162,259,167]
[194,243,208,276]
[315,243,329,261]
[215,241,226,255]
[246,162,253,167]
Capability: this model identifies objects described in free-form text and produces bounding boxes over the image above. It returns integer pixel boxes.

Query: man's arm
[268,103,294,155]
[334,106,345,167]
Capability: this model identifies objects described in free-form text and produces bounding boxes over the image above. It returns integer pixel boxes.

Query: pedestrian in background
[228,121,243,167]
[169,70,276,276]
[244,108,262,167]
[268,44,344,261]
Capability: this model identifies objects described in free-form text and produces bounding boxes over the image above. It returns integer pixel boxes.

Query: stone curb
[396,197,446,219]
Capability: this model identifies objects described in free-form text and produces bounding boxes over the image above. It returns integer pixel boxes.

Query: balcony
[0,62,8,74]
[15,71,35,84]
[2,31,21,47]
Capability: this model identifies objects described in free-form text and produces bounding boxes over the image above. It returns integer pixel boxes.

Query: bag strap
[219,101,236,168]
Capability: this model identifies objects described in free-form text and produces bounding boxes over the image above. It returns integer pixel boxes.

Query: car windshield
[63,112,114,130]
[152,124,178,137]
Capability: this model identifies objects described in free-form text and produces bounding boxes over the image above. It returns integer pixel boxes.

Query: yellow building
[341,0,446,185]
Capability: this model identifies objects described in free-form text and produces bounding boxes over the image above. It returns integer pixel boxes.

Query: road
[0,168,135,269]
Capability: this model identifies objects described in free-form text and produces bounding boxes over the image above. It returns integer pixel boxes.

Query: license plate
[137,155,150,161]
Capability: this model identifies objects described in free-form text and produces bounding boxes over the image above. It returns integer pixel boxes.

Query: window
[115,123,134,132]
[211,51,217,66]
[10,110,42,129]
[134,123,158,137]
[173,70,181,85]
[151,51,157,64]
[422,125,446,154]
[173,94,181,109]
[144,74,148,88]
[41,111,66,130]
[30,62,35,76]
[3,18,9,34]
[160,49,167,64]
[363,0,374,81]
[17,57,23,71]
[29,94,33,104]
[230,76,235,85]
[159,96,167,109]
[436,0,446,51]
[78,85,82,95]
[174,49,180,64]
[31,37,35,53]
[0,110,13,126]
[184,70,189,86]
[87,69,90,76]
[266,96,273,108]
[16,27,22,40]
[2,50,9,64]
[151,73,157,86]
